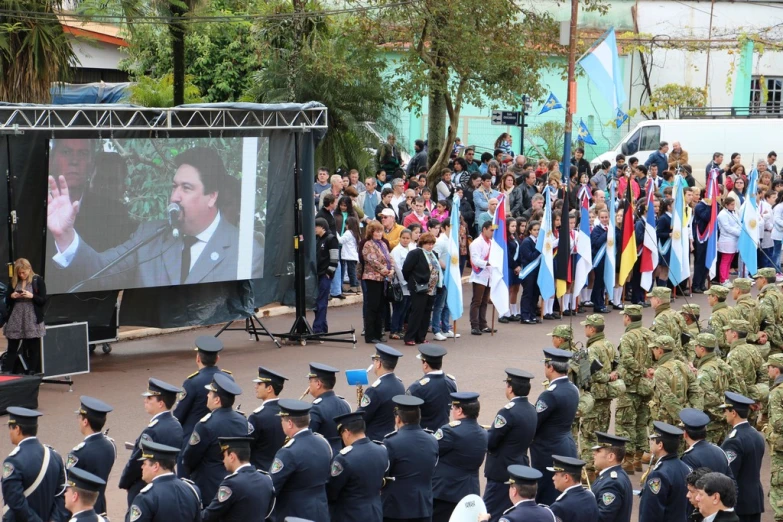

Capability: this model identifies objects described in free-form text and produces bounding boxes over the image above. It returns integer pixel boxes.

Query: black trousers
[737,514,760,522]
[405,292,434,343]
[364,280,386,342]
[1,338,41,374]
[692,239,708,290]
[431,499,457,522]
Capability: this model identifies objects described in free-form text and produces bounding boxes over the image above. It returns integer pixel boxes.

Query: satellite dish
[449,494,487,522]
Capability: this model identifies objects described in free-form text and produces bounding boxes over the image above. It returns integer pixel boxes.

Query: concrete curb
[116,275,470,342]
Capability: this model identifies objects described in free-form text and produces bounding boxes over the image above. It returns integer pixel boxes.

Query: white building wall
[70,37,125,70]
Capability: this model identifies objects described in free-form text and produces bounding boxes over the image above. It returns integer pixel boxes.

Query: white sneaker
[433,332,447,341]
[444,331,461,338]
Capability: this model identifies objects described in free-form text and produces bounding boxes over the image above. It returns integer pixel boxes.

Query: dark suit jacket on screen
[49,217,264,293]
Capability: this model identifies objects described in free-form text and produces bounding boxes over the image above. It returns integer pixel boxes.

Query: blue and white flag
[538,92,563,115]
[668,174,690,285]
[615,108,628,128]
[489,195,510,316]
[536,187,556,300]
[738,168,760,276]
[573,192,593,296]
[578,27,626,110]
[604,180,616,291]
[577,119,597,145]
[445,196,463,321]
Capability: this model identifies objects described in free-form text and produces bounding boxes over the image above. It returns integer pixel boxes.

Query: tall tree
[0,0,78,103]
[358,0,559,182]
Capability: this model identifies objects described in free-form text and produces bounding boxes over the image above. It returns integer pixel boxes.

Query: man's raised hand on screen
[47,175,79,252]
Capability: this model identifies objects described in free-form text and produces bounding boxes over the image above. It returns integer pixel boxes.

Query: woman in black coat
[402,232,440,345]
[2,258,47,374]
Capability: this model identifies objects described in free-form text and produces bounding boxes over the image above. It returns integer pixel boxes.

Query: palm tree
[0,0,78,103]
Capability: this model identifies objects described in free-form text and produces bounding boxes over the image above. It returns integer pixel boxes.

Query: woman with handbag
[2,258,47,374]
[361,221,396,344]
[402,232,441,346]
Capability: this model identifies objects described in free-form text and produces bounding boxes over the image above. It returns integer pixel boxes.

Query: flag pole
[562,0,578,180]
[453,321,457,342]
[491,305,496,336]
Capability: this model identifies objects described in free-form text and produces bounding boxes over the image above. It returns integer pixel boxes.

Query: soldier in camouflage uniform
[648,335,702,427]
[729,278,760,336]
[693,332,737,444]
[724,319,767,407]
[706,285,736,357]
[649,287,689,362]
[579,314,618,481]
[763,353,783,522]
[755,267,783,356]
[680,304,701,362]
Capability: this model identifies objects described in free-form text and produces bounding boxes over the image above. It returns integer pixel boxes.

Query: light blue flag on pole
[615,108,629,128]
[668,174,689,285]
[536,187,556,300]
[538,92,564,115]
[738,168,760,276]
[604,180,616,291]
[445,196,463,321]
[578,27,626,110]
[577,119,597,145]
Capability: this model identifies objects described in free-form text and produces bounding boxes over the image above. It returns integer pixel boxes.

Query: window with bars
[750,76,783,113]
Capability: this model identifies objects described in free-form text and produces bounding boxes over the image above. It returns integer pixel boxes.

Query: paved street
[0,288,774,521]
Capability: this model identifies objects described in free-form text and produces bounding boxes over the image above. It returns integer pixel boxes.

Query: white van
[591,118,783,185]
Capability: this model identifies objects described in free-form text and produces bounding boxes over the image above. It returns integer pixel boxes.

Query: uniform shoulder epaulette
[396,376,403,382]
[8,446,20,457]
[253,405,264,414]
[140,483,153,493]
[187,371,199,379]
[257,469,269,476]
[423,427,434,434]
[384,430,398,439]
[200,413,212,423]
[419,377,430,386]
[446,373,457,381]
[339,445,353,455]
[313,397,323,404]
[148,419,159,428]
[72,442,85,452]
[284,438,295,448]
[449,420,461,427]
[371,378,382,387]
[610,471,618,479]
[221,369,232,375]
[729,429,737,438]
[547,383,558,391]
[504,402,515,409]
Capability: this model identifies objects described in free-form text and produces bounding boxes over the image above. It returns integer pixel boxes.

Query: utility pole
[562,0,579,177]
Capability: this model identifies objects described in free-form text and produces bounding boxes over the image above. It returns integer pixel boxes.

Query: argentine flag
[537,187,556,300]
[578,27,626,110]
[738,168,760,275]
[668,174,690,285]
[445,196,463,321]
[488,195,510,316]
[604,180,616,291]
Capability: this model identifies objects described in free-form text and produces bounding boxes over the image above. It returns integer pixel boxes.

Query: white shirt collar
[18,437,38,445]
[150,411,168,422]
[555,484,583,501]
[293,427,310,438]
[84,432,103,441]
[551,376,569,384]
[426,370,444,376]
[195,211,221,243]
[152,472,175,482]
[262,398,280,405]
[599,464,621,476]
[734,420,749,428]
[235,463,252,472]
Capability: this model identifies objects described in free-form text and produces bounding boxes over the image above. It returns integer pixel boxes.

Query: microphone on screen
[167,203,181,239]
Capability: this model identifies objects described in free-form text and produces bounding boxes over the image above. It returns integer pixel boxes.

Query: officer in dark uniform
[66,396,116,516]
[307,363,352,456]
[590,432,633,522]
[356,344,405,442]
[270,399,332,522]
[639,421,691,522]
[129,441,202,522]
[248,366,288,471]
[201,437,275,522]
[529,348,579,505]
[327,411,389,522]
[182,372,252,508]
[548,455,599,522]
[63,467,108,522]
[481,465,556,522]
[484,368,538,522]
[173,335,230,476]
[719,392,765,522]
[679,409,734,480]
[382,395,439,522]
[119,378,184,507]
[406,345,458,432]
[2,407,67,522]
[432,392,488,522]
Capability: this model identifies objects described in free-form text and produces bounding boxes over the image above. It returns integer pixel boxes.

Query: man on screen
[46,146,264,293]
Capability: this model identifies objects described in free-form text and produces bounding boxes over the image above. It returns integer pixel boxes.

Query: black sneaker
[481,327,496,333]
[471,328,482,335]
[543,314,554,320]
[498,316,510,324]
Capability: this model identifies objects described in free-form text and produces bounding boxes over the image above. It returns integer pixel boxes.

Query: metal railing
[679,106,783,119]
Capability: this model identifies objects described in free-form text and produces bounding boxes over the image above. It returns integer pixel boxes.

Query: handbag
[414,282,430,294]
[386,276,403,303]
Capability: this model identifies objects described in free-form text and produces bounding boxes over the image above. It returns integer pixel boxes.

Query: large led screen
[45,137,267,294]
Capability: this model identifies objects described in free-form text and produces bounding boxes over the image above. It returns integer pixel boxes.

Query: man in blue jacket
[645,141,669,175]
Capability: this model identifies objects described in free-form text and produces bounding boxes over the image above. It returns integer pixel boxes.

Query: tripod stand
[214,311,281,348]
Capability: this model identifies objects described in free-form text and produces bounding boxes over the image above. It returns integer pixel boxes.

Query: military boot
[634,451,644,472]
[622,454,636,475]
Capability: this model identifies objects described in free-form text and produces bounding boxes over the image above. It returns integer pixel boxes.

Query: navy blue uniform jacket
[326,438,388,522]
[201,464,274,522]
[66,432,117,515]
[407,372,458,432]
[591,465,633,522]
[432,418,488,503]
[721,421,765,516]
[248,399,286,472]
[382,424,439,519]
[638,453,691,522]
[484,396,537,481]
[356,373,406,442]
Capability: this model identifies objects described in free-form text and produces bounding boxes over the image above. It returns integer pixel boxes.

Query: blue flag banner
[738,168,760,276]
[578,27,626,110]
[538,92,564,115]
[577,119,597,145]
[445,196,463,321]
[615,108,628,128]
